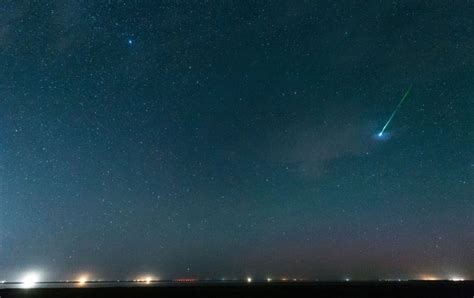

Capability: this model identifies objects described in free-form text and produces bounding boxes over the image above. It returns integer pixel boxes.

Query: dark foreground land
[1,281,474,298]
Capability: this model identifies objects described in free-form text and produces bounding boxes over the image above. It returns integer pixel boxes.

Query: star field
[0,1,472,281]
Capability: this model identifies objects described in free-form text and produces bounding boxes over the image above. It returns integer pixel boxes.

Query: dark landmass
[1,281,474,298]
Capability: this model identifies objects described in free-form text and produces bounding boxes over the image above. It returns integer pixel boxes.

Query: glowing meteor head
[373,132,391,141]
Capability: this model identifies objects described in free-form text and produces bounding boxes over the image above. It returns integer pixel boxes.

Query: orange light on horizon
[418,274,440,281]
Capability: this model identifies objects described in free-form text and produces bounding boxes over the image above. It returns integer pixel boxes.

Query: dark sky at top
[0,0,472,281]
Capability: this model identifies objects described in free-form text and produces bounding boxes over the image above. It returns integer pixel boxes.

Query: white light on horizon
[21,272,40,288]
[78,275,89,285]
[135,275,155,283]
[246,277,252,283]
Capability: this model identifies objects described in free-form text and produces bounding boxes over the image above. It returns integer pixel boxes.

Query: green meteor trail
[378,86,412,137]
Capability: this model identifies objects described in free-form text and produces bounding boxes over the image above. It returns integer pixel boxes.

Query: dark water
[1,281,474,298]
[0,281,176,289]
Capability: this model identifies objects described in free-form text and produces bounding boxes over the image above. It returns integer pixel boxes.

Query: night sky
[0,1,473,282]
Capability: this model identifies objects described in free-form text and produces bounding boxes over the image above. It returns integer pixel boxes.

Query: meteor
[377,85,412,138]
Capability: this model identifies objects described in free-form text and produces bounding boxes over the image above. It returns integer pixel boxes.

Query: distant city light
[246,277,252,283]
[449,276,465,282]
[344,278,351,282]
[77,275,89,285]
[418,274,439,281]
[135,275,155,283]
[266,277,272,282]
[21,272,40,288]
[174,278,197,282]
